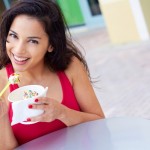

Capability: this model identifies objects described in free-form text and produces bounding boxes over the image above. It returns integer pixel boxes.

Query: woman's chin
[12,62,27,72]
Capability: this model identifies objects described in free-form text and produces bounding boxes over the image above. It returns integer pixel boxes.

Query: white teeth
[14,55,28,62]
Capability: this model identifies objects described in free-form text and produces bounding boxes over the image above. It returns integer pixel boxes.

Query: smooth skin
[0,15,105,149]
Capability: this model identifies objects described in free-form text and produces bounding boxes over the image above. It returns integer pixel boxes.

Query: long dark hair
[0,0,90,78]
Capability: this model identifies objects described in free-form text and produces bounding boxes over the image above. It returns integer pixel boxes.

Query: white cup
[8,85,48,125]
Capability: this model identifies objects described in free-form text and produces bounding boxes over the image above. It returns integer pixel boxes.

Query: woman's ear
[47,45,53,52]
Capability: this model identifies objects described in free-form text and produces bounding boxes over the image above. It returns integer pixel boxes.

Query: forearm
[0,115,18,149]
[58,106,105,127]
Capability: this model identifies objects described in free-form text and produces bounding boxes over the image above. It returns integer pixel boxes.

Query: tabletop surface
[15,117,150,150]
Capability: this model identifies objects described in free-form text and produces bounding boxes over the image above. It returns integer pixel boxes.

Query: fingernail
[28,104,33,109]
[26,118,31,122]
[35,99,38,102]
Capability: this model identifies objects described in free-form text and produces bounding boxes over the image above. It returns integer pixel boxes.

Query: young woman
[0,0,105,149]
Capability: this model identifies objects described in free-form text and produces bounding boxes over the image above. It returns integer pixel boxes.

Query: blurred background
[1,0,150,119]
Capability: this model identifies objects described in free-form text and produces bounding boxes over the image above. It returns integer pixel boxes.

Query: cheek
[36,51,47,61]
[30,48,47,62]
[33,46,48,57]
[6,42,16,59]
[6,41,13,49]
[6,43,11,55]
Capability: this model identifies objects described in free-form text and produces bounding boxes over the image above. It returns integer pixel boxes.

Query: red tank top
[6,64,80,145]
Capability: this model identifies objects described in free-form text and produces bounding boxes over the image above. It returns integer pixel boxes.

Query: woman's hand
[27,97,65,122]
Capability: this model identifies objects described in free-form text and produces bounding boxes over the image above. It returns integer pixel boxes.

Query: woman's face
[6,15,52,72]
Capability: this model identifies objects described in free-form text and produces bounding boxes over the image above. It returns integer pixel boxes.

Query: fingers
[27,111,55,123]
[27,113,46,123]
[26,97,52,122]
[28,103,48,111]
[26,97,60,123]
[34,97,50,104]
[28,97,51,110]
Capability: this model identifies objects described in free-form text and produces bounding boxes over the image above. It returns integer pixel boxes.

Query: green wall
[1,0,85,27]
[56,0,84,27]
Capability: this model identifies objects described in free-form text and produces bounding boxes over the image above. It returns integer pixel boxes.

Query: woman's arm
[0,69,18,149]
[58,105,104,126]
[59,57,105,126]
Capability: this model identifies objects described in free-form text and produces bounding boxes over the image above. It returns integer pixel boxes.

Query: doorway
[87,0,101,16]
[79,0,105,27]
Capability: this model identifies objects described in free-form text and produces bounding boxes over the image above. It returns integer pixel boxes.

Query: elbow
[97,114,105,120]
[13,143,19,149]
[8,144,18,150]
[1,142,19,150]
[97,112,105,119]
[101,112,105,118]
[100,114,105,119]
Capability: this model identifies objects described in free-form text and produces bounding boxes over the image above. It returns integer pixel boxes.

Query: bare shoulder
[65,56,88,85]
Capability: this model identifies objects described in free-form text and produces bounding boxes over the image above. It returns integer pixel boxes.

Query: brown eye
[6,33,18,43]
[9,33,18,39]
[29,40,39,44]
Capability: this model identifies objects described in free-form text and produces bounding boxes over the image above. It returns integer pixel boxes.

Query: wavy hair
[0,0,90,78]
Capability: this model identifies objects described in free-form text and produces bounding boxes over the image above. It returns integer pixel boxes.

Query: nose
[13,40,26,54]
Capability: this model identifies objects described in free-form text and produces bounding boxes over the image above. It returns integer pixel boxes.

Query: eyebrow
[10,30,17,35]
[9,29,41,39]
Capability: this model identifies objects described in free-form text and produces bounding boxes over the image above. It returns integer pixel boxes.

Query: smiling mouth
[13,54,29,62]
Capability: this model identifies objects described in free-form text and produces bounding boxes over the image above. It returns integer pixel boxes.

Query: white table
[15,117,150,150]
